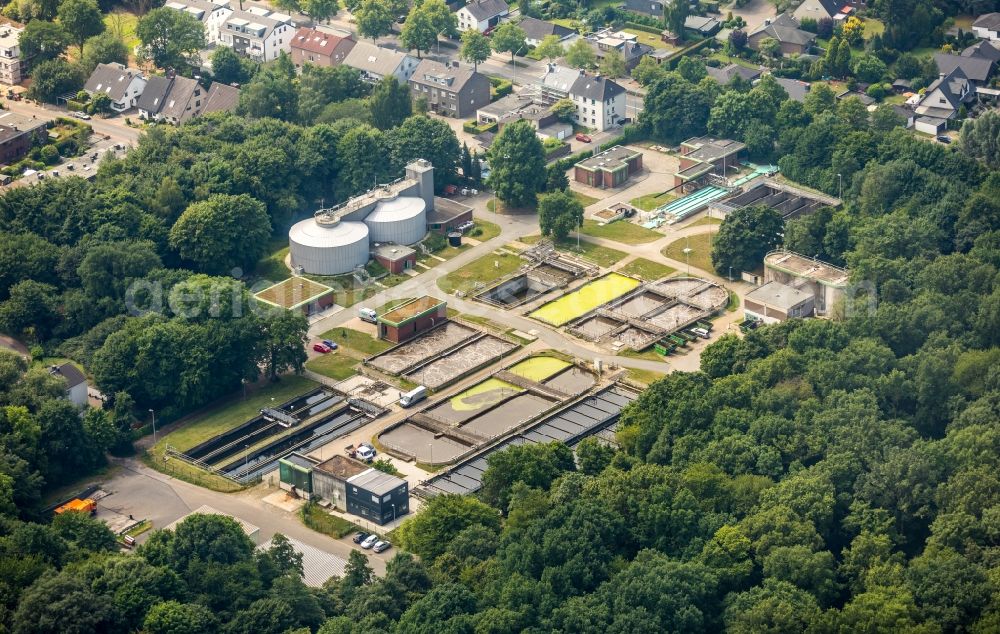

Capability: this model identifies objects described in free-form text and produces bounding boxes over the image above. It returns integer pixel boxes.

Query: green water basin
[508,356,571,382]
[529,273,642,326]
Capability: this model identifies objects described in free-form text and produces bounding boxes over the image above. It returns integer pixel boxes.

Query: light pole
[512,45,526,86]
[837,173,842,200]
[391,503,396,524]
[683,234,691,276]
[149,409,156,445]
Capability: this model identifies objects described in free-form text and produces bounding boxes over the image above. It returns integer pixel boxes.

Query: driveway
[728,0,777,31]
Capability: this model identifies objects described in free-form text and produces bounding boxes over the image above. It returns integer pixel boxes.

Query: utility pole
[149,409,156,445]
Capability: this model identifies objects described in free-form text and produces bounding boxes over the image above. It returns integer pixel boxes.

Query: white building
[0,22,24,85]
[84,63,147,112]
[163,0,233,45]
[972,13,1000,41]
[455,0,509,34]
[538,65,626,132]
[220,8,294,62]
[50,363,88,408]
[343,41,419,83]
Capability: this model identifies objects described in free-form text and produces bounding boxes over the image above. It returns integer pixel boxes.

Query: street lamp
[836,173,842,200]
[149,409,156,445]
[391,503,396,524]
[512,45,526,86]
[683,234,692,276]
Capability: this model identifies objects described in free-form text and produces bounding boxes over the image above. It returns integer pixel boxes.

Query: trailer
[55,498,96,516]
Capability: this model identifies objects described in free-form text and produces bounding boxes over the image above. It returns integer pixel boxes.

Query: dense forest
[1,32,999,632]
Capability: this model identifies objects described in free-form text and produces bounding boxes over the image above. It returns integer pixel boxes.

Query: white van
[399,386,427,408]
[359,307,378,323]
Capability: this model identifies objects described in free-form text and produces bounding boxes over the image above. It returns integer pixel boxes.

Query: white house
[342,41,419,83]
[972,13,1000,41]
[163,0,233,44]
[455,0,509,34]
[0,22,25,85]
[84,63,147,112]
[50,363,88,408]
[792,0,841,23]
[219,8,294,62]
[914,67,976,120]
[539,65,626,132]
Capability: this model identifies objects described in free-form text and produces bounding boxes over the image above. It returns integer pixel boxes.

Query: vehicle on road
[352,532,368,544]
[313,343,332,353]
[361,534,378,549]
[690,327,710,339]
[321,339,338,350]
[936,135,951,144]
[399,385,427,408]
[355,443,376,462]
[373,540,391,553]
[575,133,592,143]
[359,307,378,323]
[55,498,97,516]
[71,111,91,120]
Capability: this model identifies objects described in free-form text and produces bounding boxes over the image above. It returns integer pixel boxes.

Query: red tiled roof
[291,27,349,56]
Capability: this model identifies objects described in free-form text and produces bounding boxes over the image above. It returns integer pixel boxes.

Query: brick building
[290,26,355,68]
[377,296,447,343]
[574,145,643,189]
[373,244,417,274]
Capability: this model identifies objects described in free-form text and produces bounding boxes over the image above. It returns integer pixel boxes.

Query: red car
[575,133,592,143]
[313,343,331,353]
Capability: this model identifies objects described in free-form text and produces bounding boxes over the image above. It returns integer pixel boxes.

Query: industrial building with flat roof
[710,180,841,221]
[744,281,815,324]
[345,468,409,525]
[674,136,746,188]
[378,296,448,343]
[253,277,336,315]
[764,250,850,317]
[574,145,643,189]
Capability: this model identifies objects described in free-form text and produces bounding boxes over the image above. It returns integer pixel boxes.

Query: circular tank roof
[365,195,426,223]
[289,217,369,248]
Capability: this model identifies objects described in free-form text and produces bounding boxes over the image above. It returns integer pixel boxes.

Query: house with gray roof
[620,0,665,17]
[456,0,509,33]
[748,13,815,56]
[203,82,240,115]
[163,0,232,44]
[518,16,576,47]
[684,15,721,36]
[915,67,975,120]
[539,64,626,131]
[585,27,652,71]
[706,63,762,85]
[409,59,490,118]
[343,41,419,83]
[962,39,1000,63]
[771,76,810,102]
[84,63,146,112]
[793,0,841,23]
[933,52,995,85]
[49,363,88,408]
[972,12,1000,41]
[219,8,293,62]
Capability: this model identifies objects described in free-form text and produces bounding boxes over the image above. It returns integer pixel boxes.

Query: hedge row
[463,120,498,135]
[624,21,664,35]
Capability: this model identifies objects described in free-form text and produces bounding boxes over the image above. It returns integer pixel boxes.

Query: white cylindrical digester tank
[363,192,427,245]
[289,212,370,275]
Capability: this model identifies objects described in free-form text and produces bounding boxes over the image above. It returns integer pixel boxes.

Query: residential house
[137,74,220,125]
[792,0,841,23]
[892,104,916,128]
[684,15,721,37]
[455,0,509,34]
[620,0,665,17]
[0,21,24,85]
[836,89,875,106]
[747,13,815,56]
[49,363,88,408]
[163,0,232,45]
[518,16,576,47]
[933,52,994,86]
[0,116,46,165]
[972,13,1000,41]
[219,8,294,62]
[574,145,643,188]
[539,65,626,131]
[585,28,651,72]
[202,81,241,115]
[962,39,1000,63]
[771,76,810,102]
[343,41,419,83]
[915,67,976,120]
[84,63,146,112]
[409,59,490,118]
[673,136,745,188]
[477,92,569,139]
[706,63,761,85]
[290,26,355,68]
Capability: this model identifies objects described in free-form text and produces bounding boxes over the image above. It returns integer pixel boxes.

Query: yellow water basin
[529,273,642,326]
[508,356,571,382]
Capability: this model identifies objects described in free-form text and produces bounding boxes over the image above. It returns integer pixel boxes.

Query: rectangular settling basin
[529,273,641,326]
[428,378,523,424]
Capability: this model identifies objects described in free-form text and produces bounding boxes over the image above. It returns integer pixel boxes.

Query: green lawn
[626,368,666,385]
[580,219,662,245]
[104,11,140,50]
[301,502,363,539]
[707,52,760,70]
[622,28,674,51]
[305,352,360,381]
[570,190,600,207]
[253,241,291,282]
[862,18,885,40]
[317,326,392,356]
[438,251,524,294]
[630,191,677,211]
[471,219,501,241]
[618,257,676,280]
[661,232,716,275]
[620,348,665,362]
[686,215,722,227]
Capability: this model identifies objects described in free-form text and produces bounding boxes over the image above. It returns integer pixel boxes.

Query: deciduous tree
[136,7,206,69]
[486,119,546,208]
[537,190,584,242]
[168,194,271,274]
[460,29,491,70]
[535,33,564,62]
[565,37,595,68]
[711,203,784,275]
[491,22,526,64]
[57,0,104,54]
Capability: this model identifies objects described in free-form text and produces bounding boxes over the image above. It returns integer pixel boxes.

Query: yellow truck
[54,498,97,516]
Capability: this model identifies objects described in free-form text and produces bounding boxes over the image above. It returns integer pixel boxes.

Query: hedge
[65,99,86,112]
[463,120,498,135]
[488,76,513,100]
[624,21,664,35]
[620,11,665,28]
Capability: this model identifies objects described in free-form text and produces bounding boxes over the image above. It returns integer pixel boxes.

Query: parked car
[361,534,378,549]
[936,135,951,144]
[321,339,338,350]
[352,532,368,544]
[355,443,376,462]
[690,327,710,339]
[313,343,331,353]
[575,133,592,143]
[71,111,91,120]
[373,540,391,553]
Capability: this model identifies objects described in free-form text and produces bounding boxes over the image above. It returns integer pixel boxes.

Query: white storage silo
[364,191,427,245]
[289,211,370,275]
